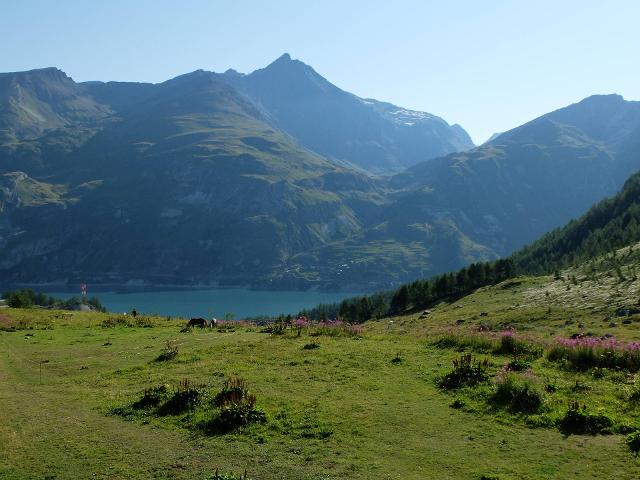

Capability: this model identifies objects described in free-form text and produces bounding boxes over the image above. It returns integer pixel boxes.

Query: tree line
[2,289,106,312]
[302,258,515,323]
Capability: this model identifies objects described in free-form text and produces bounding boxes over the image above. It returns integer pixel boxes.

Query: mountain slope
[0,68,115,174]
[0,69,390,287]
[224,54,474,175]
[512,168,640,275]
[389,94,640,256]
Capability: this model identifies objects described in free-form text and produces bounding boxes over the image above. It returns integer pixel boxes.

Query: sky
[1,0,638,144]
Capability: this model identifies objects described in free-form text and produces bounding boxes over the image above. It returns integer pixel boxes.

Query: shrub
[558,401,613,435]
[433,331,541,358]
[214,400,266,432]
[154,341,178,362]
[209,378,265,432]
[494,331,542,358]
[157,378,203,416]
[626,431,640,456]
[3,289,106,311]
[5,290,34,308]
[506,359,530,371]
[132,385,170,409]
[439,354,489,390]
[391,353,402,364]
[133,316,154,328]
[213,378,250,407]
[491,373,544,413]
[626,376,640,403]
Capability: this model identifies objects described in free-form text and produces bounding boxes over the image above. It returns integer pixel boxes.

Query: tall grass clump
[557,401,613,435]
[157,378,203,416]
[626,431,640,456]
[433,330,542,359]
[154,340,178,362]
[494,330,542,358]
[208,378,266,432]
[547,337,640,371]
[131,385,170,410]
[433,333,495,352]
[439,354,489,390]
[490,367,544,413]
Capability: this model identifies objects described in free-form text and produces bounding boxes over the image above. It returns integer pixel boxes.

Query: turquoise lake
[44,289,362,319]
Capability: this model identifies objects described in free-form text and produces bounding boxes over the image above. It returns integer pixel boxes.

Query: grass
[1,306,640,479]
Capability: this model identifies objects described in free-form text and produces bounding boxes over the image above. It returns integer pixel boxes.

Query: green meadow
[2,282,640,480]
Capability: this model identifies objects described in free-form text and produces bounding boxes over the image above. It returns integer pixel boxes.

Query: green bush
[491,373,544,413]
[132,385,170,409]
[494,334,542,358]
[2,289,106,312]
[209,378,265,432]
[214,400,266,432]
[154,341,178,362]
[506,359,530,371]
[558,401,613,435]
[439,354,489,390]
[625,431,640,456]
[5,290,34,308]
[157,379,203,416]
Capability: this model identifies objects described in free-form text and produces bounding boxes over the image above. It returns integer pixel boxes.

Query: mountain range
[1,54,639,291]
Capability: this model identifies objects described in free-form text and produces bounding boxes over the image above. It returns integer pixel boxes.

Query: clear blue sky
[2,0,638,143]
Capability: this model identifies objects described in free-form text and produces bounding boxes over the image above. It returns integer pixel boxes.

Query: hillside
[513,168,640,275]
[388,94,640,256]
[0,69,389,288]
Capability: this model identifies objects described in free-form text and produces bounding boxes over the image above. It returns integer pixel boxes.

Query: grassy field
[2,292,640,480]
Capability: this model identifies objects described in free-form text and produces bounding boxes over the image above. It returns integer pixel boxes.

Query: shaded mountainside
[290,95,640,289]
[390,94,640,256]
[0,68,390,288]
[513,169,640,275]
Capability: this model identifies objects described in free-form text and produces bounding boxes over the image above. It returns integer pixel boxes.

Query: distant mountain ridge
[0,56,639,291]
[222,53,474,174]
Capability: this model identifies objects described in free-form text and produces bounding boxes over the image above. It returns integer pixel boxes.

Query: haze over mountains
[1,54,639,290]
